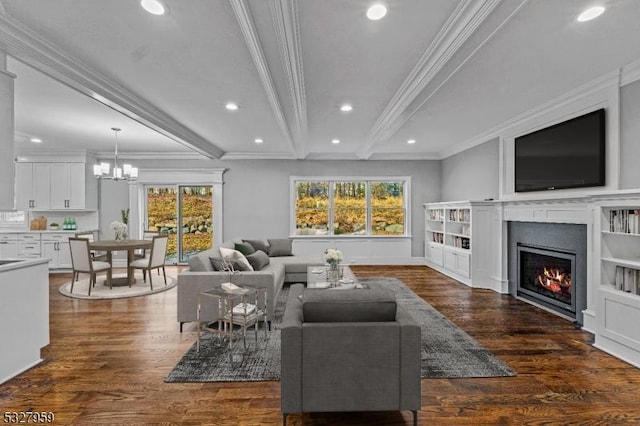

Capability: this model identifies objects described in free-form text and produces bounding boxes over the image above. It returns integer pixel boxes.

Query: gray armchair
[281,284,421,425]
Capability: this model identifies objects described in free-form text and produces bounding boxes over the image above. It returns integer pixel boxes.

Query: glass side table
[196,285,268,357]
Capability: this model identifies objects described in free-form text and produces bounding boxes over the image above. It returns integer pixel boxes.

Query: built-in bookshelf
[424,201,497,288]
[595,202,640,367]
[600,207,640,296]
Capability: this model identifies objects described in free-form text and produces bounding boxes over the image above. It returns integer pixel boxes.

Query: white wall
[98,179,130,258]
[111,158,441,258]
[620,79,640,189]
[439,78,640,201]
[441,138,499,202]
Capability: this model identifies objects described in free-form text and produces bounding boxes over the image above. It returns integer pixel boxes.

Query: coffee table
[307,265,363,289]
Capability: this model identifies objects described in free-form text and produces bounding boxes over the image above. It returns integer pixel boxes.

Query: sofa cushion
[244,239,270,253]
[268,238,293,257]
[302,287,397,322]
[246,250,270,271]
[234,241,256,256]
[219,247,254,271]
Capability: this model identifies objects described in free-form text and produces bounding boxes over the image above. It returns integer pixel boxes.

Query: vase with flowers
[324,248,343,286]
[111,221,128,241]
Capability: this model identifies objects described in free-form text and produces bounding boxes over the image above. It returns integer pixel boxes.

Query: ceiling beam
[356,0,501,159]
[230,0,302,158]
[270,0,307,141]
[0,13,224,159]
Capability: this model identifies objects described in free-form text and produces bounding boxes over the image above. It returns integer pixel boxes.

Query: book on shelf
[614,265,640,294]
[609,209,640,234]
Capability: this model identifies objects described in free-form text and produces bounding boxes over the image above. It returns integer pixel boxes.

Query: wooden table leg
[127,249,135,286]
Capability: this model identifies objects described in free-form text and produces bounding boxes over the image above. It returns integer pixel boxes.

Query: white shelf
[602,230,640,237]
[448,232,470,238]
[602,257,640,269]
[595,203,640,368]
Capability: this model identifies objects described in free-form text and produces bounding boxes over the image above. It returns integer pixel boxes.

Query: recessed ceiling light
[140,0,165,15]
[340,104,353,112]
[407,139,416,144]
[30,138,42,143]
[254,138,263,144]
[367,3,387,20]
[225,102,239,111]
[331,139,340,144]
[577,6,605,22]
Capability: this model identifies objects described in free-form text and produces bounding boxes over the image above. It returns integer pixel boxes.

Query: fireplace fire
[536,266,571,297]
[517,244,576,317]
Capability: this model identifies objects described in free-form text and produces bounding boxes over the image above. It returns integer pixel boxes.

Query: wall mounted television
[514,108,605,193]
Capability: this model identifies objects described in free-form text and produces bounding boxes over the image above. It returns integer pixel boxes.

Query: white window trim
[290,176,411,238]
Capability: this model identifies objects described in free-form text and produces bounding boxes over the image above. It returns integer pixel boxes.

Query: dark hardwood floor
[2,265,640,425]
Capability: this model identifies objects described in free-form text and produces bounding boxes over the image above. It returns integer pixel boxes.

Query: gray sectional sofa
[177,238,323,331]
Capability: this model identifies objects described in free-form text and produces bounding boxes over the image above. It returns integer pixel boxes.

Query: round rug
[59,272,177,300]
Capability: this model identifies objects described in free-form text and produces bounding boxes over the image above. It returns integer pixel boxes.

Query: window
[0,210,26,227]
[293,178,409,237]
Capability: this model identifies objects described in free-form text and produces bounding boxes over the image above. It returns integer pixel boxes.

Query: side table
[196,285,268,357]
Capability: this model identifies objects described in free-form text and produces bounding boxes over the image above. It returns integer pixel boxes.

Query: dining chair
[74,231,108,262]
[129,235,168,290]
[68,237,112,294]
[134,230,160,260]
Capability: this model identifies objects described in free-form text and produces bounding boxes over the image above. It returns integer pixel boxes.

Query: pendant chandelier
[93,127,138,181]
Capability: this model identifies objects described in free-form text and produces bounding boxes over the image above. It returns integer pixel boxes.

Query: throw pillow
[234,241,256,256]
[209,257,237,271]
[245,250,270,271]
[268,238,293,257]
[219,247,254,271]
[244,239,270,253]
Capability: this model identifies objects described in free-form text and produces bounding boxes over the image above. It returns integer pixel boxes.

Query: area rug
[165,277,515,382]
[58,272,177,300]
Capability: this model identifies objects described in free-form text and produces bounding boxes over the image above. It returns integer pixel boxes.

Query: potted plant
[49,222,59,230]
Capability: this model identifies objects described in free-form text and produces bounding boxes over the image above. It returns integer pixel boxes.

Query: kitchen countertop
[0,257,50,272]
[0,229,98,234]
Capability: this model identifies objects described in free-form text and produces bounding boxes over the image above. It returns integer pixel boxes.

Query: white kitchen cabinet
[41,233,72,268]
[15,163,50,210]
[15,161,97,211]
[50,163,90,210]
[0,234,18,258]
[17,233,41,258]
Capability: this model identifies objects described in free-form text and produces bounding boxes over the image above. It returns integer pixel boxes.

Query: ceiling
[2,0,640,161]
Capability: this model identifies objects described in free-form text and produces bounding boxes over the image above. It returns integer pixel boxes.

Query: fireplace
[517,244,576,318]
[508,221,587,325]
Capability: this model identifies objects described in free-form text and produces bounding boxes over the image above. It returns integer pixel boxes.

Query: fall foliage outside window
[294,179,406,236]
[146,186,213,261]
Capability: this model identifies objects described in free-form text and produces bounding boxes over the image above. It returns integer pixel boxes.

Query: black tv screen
[515,108,605,192]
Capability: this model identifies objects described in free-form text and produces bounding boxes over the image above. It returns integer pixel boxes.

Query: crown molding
[367,152,441,161]
[357,0,501,159]
[439,69,620,159]
[621,58,640,86]
[220,151,297,160]
[0,13,224,159]
[93,151,207,161]
[230,0,301,158]
[270,0,307,140]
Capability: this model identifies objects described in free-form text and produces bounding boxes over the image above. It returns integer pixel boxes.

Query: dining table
[89,239,153,286]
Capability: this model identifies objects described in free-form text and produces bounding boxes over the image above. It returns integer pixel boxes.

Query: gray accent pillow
[234,241,256,256]
[244,239,270,253]
[209,257,247,272]
[302,288,397,322]
[268,238,293,257]
[209,257,231,271]
[245,250,270,271]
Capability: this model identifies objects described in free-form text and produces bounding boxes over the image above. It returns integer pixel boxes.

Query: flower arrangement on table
[324,248,343,265]
[324,248,343,285]
[111,221,128,240]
